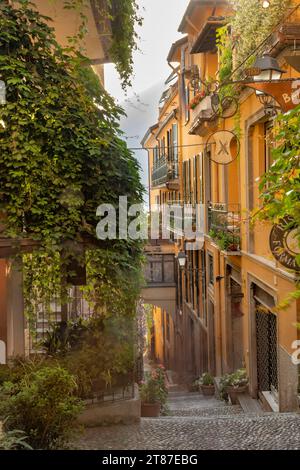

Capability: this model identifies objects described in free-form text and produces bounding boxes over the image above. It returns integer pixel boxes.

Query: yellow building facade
[143,0,300,411]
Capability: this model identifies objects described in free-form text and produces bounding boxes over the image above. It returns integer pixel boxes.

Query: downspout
[217,253,224,376]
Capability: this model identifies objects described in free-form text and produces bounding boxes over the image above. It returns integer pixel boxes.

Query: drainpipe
[216,253,224,376]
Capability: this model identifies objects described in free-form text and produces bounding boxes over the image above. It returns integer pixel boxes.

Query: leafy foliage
[219,368,248,401]
[0,365,83,449]
[61,315,136,397]
[230,0,291,69]
[199,372,214,386]
[139,366,168,406]
[62,0,142,89]
[216,25,233,84]
[0,427,32,450]
[109,0,143,89]
[254,105,300,306]
[0,1,143,247]
[256,106,300,238]
[0,1,144,337]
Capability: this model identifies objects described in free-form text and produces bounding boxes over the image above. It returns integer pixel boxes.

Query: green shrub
[0,365,83,449]
[0,426,32,450]
[0,366,12,386]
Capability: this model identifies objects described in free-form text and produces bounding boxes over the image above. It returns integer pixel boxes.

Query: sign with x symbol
[206,130,240,165]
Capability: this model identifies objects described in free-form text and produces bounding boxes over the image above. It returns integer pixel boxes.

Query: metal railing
[151,156,179,187]
[208,202,241,252]
[87,382,135,405]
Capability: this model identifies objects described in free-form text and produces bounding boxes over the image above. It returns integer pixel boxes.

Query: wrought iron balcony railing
[165,202,198,239]
[208,202,241,252]
[151,156,179,188]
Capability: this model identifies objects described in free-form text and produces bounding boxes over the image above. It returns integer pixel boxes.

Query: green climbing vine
[230,0,291,71]
[253,105,300,307]
[0,1,145,337]
[0,0,143,247]
[216,1,291,137]
[62,0,143,89]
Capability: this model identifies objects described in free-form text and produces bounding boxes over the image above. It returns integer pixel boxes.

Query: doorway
[255,304,278,395]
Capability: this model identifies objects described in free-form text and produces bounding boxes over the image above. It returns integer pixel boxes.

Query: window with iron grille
[208,253,214,286]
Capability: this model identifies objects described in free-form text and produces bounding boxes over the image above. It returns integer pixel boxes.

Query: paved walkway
[75,391,300,450]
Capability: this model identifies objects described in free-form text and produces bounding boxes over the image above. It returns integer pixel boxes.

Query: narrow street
[76,391,300,450]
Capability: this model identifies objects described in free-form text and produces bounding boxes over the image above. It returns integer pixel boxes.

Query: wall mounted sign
[269,216,300,271]
[243,78,300,112]
[206,130,240,165]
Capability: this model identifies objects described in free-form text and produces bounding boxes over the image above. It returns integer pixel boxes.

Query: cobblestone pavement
[75,391,300,450]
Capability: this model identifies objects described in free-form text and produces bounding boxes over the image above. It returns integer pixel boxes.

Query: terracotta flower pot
[201,384,215,396]
[141,402,161,417]
[226,385,248,405]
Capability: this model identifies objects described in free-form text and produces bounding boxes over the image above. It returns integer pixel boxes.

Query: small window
[185,85,190,123]
[208,253,214,286]
[166,313,170,341]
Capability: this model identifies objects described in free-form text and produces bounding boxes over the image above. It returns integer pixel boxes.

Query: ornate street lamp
[241,54,300,112]
[249,55,285,108]
[252,55,285,82]
[177,251,187,269]
[0,80,6,105]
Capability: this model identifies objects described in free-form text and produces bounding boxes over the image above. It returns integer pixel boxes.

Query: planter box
[200,384,215,396]
[141,402,161,417]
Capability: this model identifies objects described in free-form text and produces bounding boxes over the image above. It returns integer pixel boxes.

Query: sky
[104,0,188,103]
[104,0,188,207]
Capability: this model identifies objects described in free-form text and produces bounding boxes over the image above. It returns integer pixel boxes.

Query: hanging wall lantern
[252,55,285,83]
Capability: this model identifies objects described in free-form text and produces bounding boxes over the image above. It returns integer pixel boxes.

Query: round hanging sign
[269,216,300,271]
[206,130,240,165]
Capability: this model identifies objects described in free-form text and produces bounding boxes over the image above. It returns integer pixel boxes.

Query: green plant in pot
[199,372,215,396]
[220,368,248,405]
[139,366,168,417]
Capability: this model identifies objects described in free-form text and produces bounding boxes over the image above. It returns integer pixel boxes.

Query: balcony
[208,203,241,254]
[189,95,216,136]
[165,202,198,240]
[265,22,300,60]
[191,16,226,54]
[151,157,179,188]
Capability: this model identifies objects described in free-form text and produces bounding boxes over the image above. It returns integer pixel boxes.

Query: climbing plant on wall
[254,105,300,306]
[0,1,145,331]
[63,0,143,89]
[0,0,143,246]
[230,0,291,70]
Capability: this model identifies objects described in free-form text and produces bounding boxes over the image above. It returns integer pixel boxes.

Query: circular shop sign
[206,130,240,165]
[269,216,300,271]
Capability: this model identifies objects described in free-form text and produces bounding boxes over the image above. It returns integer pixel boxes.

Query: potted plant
[221,368,248,405]
[199,372,215,396]
[139,366,168,417]
[189,90,206,110]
